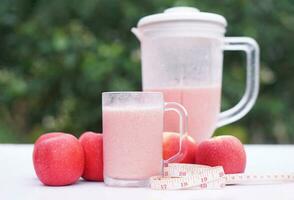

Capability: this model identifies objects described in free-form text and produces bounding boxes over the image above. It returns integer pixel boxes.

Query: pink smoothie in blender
[148,86,221,142]
[133,7,259,142]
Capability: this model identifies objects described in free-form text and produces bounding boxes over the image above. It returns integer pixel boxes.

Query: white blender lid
[137,7,227,28]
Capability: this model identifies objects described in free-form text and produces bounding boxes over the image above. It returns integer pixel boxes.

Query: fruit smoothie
[103,105,163,180]
[146,85,221,142]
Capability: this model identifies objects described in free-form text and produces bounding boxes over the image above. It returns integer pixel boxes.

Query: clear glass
[132,29,259,142]
[102,92,187,187]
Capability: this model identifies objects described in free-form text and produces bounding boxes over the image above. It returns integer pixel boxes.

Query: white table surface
[1,144,294,200]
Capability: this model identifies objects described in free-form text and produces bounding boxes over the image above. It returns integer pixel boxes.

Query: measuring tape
[149,163,294,190]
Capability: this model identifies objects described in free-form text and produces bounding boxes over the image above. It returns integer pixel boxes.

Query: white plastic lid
[137,6,227,28]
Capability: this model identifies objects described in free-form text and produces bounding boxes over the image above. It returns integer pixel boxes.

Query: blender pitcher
[132,7,259,142]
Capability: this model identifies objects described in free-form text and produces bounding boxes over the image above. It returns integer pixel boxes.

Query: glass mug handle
[163,102,188,163]
[217,37,260,127]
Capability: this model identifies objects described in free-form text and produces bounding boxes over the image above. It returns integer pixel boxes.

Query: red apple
[79,132,103,181]
[195,135,246,174]
[33,132,84,186]
[163,132,196,163]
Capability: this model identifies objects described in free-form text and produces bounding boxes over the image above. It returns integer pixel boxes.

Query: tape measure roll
[149,163,294,190]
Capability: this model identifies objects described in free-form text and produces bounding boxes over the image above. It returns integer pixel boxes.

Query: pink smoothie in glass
[146,85,221,142]
[103,106,163,180]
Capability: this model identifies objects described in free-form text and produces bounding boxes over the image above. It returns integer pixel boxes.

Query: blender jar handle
[164,102,188,163]
[217,37,260,128]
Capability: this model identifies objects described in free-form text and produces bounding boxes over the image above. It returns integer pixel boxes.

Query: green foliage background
[0,0,293,143]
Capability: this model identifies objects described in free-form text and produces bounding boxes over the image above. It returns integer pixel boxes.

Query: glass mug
[132,7,260,142]
[102,92,187,187]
